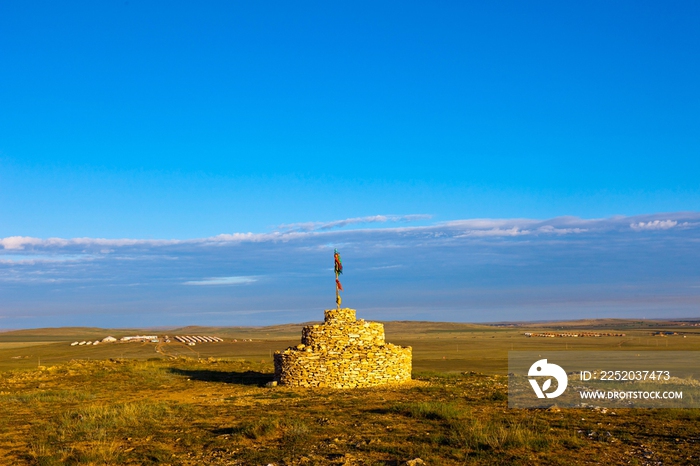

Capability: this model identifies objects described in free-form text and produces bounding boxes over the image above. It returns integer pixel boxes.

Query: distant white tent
[172,335,222,344]
[120,335,158,342]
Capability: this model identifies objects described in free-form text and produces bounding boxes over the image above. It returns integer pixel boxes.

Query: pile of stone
[274,308,412,388]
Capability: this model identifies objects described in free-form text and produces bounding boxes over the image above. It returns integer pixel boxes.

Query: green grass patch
[234,417,281,439]
[391,401,461,420]
[0,389,94,404]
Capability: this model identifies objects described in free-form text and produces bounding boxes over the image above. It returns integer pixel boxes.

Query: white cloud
[0,235,182,250]
[277,214,432,232]
[630,220,678,231]
[441,218,535,229]
[0,236,45,250]
[455,227,529,238]
[1,211,700,327]
[1,212,699,253]
[0,254,92,265]
[204,232,272,243]
[183,276,258,286]
[536,225,587,234]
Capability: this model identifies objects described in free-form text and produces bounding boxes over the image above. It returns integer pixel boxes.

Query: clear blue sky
[1,2,699,327]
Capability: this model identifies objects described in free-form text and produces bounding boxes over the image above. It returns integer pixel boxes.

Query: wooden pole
[334,249,341,309]
[335,267,340,309]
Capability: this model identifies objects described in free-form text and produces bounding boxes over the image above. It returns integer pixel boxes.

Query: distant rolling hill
[2,318,698,343]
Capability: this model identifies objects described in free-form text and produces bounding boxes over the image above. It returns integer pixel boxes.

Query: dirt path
[156,341,199,358]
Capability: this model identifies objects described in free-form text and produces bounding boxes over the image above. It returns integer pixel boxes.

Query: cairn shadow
[168,368,274,386]
[366,408,393,415]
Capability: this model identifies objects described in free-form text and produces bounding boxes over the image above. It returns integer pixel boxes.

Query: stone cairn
[274,308,412,388]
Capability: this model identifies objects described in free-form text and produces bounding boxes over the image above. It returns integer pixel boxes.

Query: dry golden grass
[1,319,699,464]
[0,357,698,465]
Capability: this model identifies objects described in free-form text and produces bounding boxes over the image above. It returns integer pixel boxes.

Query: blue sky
[1,2,699,328]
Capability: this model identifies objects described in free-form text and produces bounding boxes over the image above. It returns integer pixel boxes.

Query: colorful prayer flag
[334,249,343,309]
[334,249,343,275]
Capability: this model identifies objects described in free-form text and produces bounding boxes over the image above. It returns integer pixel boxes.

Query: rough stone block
[274,308,412,388]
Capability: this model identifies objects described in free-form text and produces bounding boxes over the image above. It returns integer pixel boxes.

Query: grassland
[1,319,699,465]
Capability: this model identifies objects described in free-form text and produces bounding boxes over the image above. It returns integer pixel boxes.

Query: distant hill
[382,321,494,334]
[485,318,700,330]
[0,327,145,342]
[2,318,698,342]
